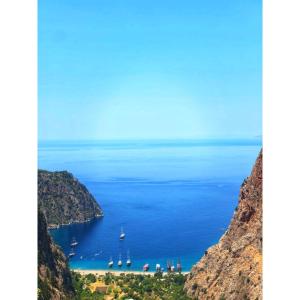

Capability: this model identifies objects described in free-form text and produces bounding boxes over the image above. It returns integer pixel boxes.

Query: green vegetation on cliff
[38,170,103,227]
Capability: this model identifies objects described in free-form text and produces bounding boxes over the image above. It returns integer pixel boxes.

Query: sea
[38,139,261,272]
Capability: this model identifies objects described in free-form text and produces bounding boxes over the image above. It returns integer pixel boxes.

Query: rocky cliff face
[38,170,103,227]
[38,210,74,300]
[184,150,262,300]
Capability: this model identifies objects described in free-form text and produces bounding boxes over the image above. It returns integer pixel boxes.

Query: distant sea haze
[39,138,261,271]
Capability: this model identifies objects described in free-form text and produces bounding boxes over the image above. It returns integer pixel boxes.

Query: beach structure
[95,286,108,294]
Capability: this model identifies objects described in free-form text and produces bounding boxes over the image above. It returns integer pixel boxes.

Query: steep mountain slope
[184,150,262,300]
[38,170,103,227]
[38,210,74,300]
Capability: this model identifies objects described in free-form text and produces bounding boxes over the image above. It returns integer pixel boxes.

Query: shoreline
[48,214,103,229]
[72,268,189,276]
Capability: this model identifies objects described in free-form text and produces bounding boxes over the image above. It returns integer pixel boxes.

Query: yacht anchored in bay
[126,250,131,267]
[118,254,122,267]
[143,263,149,272]
[120,227,125,240]
[177,258,182,273]
[68,248,76,258]
[70,237,78,247]
[108,256,113,268]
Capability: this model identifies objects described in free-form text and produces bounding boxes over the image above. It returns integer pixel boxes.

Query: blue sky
[38,0,261,140]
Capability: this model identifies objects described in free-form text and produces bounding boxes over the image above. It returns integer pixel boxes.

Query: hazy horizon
[38,136,262,143]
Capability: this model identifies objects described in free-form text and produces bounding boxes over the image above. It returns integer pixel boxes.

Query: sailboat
[156,263,161,272]
[167,260,171,272]
[170,260,175,272]
[120,227,125,240]
[108,256,113,268]
[68,248,76,258]
[118,254,123,267]
[177,258,182,273]
[70,237,78,247]
[126,250,131,267]
[143,263,149,272]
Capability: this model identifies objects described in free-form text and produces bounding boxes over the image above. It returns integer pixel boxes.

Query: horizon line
[38,136,262,142]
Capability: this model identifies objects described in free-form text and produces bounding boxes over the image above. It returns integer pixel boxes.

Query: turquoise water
[38,139,261,272]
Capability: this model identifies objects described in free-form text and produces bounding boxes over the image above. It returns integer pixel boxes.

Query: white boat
[143,263,149,272]
[108,257,113,268]
[70,237,78,247]
[156,264,161,272]
[120,227,125,240]
[118,254,122,267]
[167,260,171,272]
[177,258,182,273]
[68,248,76,258]
[126,250,131,266]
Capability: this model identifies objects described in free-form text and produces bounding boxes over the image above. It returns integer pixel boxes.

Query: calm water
[38,139,261,272]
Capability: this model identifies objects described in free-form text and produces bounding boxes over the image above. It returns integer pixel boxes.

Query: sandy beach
[72,269,188,276]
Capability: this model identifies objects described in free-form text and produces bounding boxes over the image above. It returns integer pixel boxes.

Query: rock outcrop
[38,170,103,227]
[38,210,74,300]
[184,150,262,300]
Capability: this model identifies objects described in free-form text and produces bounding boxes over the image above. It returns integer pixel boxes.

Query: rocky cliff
[38,170,103,227]
[38,210,74,300]
[184,150,262,300]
